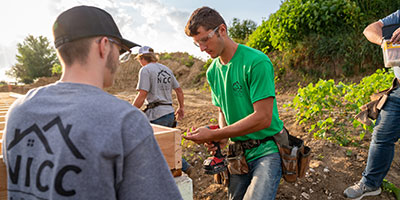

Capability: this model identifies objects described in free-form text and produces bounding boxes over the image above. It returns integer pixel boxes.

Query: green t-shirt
[207,44,283,162]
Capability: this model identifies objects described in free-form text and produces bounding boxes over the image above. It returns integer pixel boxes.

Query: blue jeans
[150,112,176,128]
[228,152,282,200]
[151,112,191,172]
[361,86,400,188]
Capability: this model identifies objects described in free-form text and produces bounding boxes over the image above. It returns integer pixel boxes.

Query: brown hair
[136,48,158,62]
[56,37,95,66]
[185,6,226,36]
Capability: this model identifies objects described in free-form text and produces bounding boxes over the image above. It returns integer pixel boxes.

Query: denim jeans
[361,86,400,188]
[150,112,176,128]
[228,152,282,200]
[150,112,191,172]
[181,158,190,172]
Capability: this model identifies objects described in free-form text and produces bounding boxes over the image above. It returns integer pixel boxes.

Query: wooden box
[151,124,182,170]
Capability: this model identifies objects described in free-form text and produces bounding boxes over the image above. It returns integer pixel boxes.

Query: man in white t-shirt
[133,46,194,177]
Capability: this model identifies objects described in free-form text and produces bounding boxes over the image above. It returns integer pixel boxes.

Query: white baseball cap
[138,46,153,54]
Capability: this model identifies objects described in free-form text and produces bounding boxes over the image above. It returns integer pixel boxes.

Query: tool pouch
[274,127,311,183]
[227,142,249,175]
[355,78,399,126]
[214,170,229,186]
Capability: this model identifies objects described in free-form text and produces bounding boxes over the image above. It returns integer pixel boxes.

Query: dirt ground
[111,88,400,200]
[3,51,399,199]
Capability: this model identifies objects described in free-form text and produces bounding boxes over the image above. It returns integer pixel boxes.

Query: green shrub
[247,20,274,53]
[52,63,62,75]
[267,0,362,51]
[285,68,394,145]
[184,56,195,67]
[160,53,172,60]
[248,0,400,76]
[194,59,213,85]
[352,0,400,24]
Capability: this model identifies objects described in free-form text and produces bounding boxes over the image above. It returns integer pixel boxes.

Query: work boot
[343,181,381,200]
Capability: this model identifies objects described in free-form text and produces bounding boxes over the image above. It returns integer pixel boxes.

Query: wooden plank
[9,93,23,99]
[152,124,182,170]
[0,155,6,200]
[0,93,16,200]
[0,129,3,154]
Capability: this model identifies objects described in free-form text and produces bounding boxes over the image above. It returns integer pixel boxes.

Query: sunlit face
[192,25,223,58]
[137,57,147,67]
[193,26,219,47]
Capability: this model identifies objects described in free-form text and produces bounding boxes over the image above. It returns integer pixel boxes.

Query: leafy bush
[285,68,394,145]
[51,63,62,75]
[195,59,213,87]
[352,0,400,24]
[344,68,395,109]
[248,0,400,80]
[267,0,362,50]
[273,31,382,78]
[159,53,172,60]
[247,21,274,53]
[183,56,195,67]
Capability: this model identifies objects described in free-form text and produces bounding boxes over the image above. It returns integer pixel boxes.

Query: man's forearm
[133,90,147,109]
[212,97,274,141]
[213,111,271,140]
[133,97,144,108]
[175,88,184,108]
[364,21,384,45]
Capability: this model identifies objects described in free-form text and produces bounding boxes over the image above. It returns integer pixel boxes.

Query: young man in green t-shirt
[183,6,283,200]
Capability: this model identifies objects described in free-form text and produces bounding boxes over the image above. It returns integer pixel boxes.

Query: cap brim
[135,53,143,59]
[121,38,140,51]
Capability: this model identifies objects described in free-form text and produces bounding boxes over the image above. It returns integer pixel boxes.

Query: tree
[6,35,59,84]
[228,18,257,44]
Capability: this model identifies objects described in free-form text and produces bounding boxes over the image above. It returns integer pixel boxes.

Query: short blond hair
[136,48,158,62]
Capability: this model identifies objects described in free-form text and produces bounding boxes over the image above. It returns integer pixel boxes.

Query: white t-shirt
[136,62,180,121]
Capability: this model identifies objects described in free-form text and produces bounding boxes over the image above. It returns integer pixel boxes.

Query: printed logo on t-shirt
[157,70,172,84]
[232,81,244,97]
[6,116,84,198]
[157,70,172,90]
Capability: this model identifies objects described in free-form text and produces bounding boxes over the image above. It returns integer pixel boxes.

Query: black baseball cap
[53,5,140,52]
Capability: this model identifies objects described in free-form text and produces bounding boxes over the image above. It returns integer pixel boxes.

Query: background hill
[106,52,207,94]
[0,52,207,94]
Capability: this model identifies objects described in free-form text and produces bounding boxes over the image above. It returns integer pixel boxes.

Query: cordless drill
[202,125,228,175]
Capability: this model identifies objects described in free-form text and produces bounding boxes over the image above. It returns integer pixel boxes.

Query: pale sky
[0,0,282,82]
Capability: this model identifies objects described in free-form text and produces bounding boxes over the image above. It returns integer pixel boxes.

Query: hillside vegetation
[247,0,400,82]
